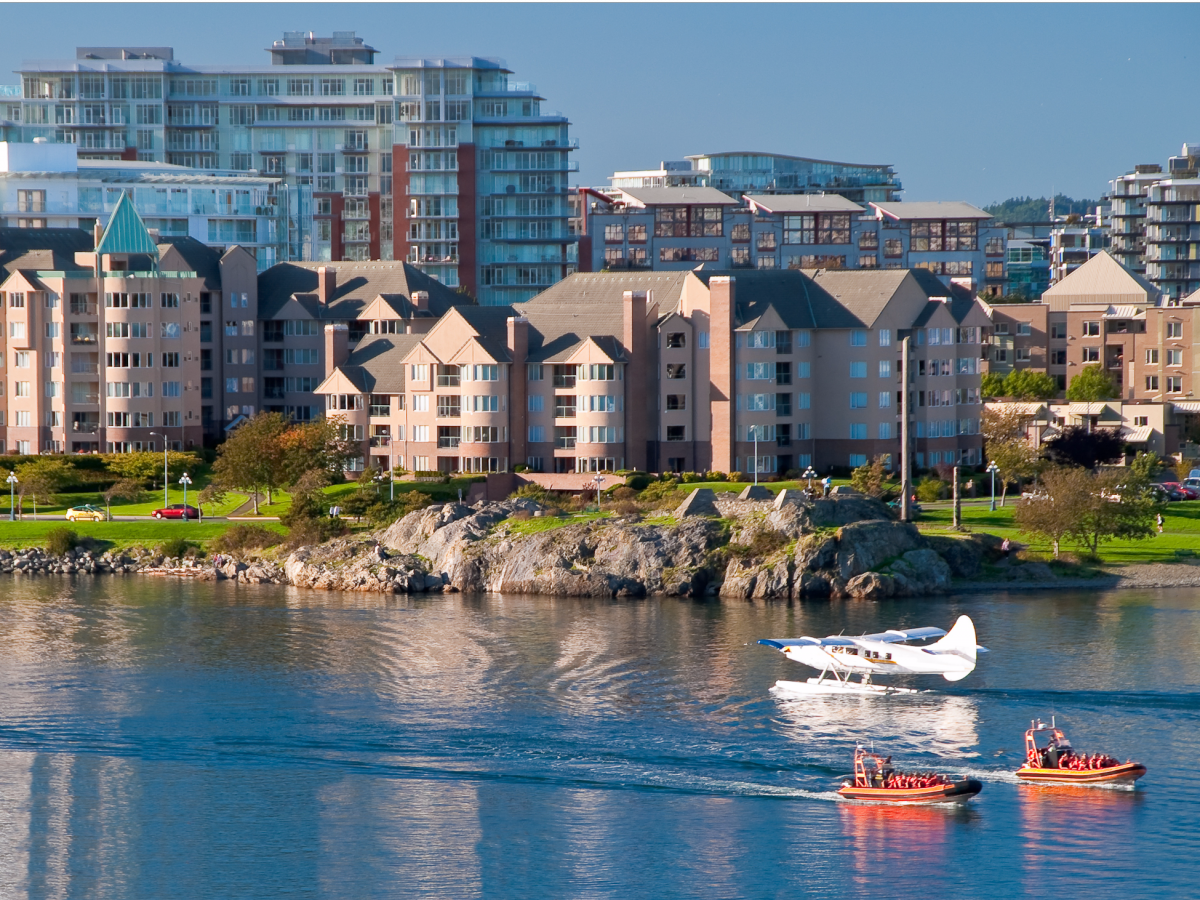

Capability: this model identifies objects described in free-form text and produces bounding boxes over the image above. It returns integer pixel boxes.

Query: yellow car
[66,505,107,522]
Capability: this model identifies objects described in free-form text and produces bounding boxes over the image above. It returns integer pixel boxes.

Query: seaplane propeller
[758,615,987,695]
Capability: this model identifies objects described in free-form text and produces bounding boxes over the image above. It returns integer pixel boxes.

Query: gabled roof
[1040,251,1160,310]
[96,191,160,257]
[870,201,992,221]
[616,186,739,207]
[0,227,93,279]
[691,269,860,329]
[327,333,423,394]
[257,261,472,320]
[743,193,864,214]
[808,269,913,328]
[158,237,221,288]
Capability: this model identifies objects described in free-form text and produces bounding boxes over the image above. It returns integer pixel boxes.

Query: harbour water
[0,577,1196,898]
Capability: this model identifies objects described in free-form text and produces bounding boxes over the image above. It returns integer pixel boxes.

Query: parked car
[1188,469,1200,481]
[1150,484,1186,502]
[1161,482,1199,500]
[65,504,107,522]
[152,504,199,520]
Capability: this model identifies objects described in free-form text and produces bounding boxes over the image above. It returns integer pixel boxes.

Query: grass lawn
[6,487,248,519]
[917,500,1200,565]
[0,520,288,552]
[226,476,484,520]
[503,511,608,536]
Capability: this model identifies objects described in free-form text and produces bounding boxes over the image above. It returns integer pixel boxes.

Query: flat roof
[616,186,739,207]
[686,151,893,169]
[743,193,863,214]
[871,201,992,220]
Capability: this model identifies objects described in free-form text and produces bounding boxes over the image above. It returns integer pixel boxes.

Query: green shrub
[210,525,282,554]
[45,527,79,555]
[157,537,197,559]
[728,471,745,483]
[704,471,728,483]
[680,471,704,484]
[915,478,945,503]
[639,480,680,503]
[611,486,637,502]
[623,473,653,492]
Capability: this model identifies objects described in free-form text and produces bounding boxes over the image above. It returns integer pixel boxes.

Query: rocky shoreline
[5,492,1200,598]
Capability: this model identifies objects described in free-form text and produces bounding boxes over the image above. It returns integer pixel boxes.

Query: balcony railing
[369,436,390,447]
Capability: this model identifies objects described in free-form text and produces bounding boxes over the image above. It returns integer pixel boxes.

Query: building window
[1145,349,1159,364]
[1167,349,1183,366]
[1167,376,1183,393]
[1082,321,1100,336]
[850,361,867,378]
[850,330,867,347]
[850,392,868,409]
[1167,321,1184,338]
[883,238,903,258]
[849,424,867,440]
[1051,350,1066,365]
[604,223,624,243]
[1050,322,1067,339]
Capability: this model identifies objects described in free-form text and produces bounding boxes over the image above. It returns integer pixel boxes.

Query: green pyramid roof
[96,192,160,257]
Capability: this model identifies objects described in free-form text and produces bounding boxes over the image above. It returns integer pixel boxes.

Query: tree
[980,371,1006,399]
[212,412,289,513]
[1015,466,1157,558]
[1043,425,1123,469]
[1066,365,1118,402]
[850,455,888,498]
[197,482,228,522]
[280,469,346,546]
[15,458,72,519]
[981,406,1040,505]
[277,417,358,486]
[1003,369,1059,401]
[105,451,201,487]
[104,478,145,519]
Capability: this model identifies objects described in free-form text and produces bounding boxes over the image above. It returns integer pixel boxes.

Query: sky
[3,2,1199,206]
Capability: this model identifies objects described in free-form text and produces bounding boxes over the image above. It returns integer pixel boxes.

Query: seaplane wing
[758,616,986,694]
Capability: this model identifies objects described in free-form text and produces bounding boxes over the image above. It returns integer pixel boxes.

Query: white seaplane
[758,615,986,695]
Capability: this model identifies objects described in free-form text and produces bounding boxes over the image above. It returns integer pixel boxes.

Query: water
[0,578,1197,899]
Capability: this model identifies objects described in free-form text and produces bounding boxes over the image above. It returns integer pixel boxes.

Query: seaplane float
[1015,718,1146,786]
[838,745,982,804]
[758,615,986,695]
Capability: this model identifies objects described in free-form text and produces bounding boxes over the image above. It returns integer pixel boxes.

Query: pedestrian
[329,505,336,519]
[822,475,832,498]
[1157,512,1164,534]
[1001,538,1010,558]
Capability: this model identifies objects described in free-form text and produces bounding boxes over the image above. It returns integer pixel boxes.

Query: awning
[1120,426,1154,443]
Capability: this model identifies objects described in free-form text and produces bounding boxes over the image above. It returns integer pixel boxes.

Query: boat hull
[1016,762,1146,785]
[838,778,982,805]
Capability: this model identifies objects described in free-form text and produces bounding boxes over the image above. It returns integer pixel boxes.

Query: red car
[1161,482,1199,500]
[152,504,200,520]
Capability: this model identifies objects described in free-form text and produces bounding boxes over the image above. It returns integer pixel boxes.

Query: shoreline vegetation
[3,480,1200,597]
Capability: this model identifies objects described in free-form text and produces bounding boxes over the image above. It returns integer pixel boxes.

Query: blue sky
[4,3,1199,206]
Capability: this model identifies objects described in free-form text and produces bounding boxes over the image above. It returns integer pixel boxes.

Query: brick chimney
[317,266,336,305]
[412,290,429,313]
[507,316,529,468]
[93,221,103,249]
[708,276,736,474]
[623,291,649,472]
[324,323,349,375]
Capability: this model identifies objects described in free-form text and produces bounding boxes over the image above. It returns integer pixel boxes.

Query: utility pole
[900,336,911,523]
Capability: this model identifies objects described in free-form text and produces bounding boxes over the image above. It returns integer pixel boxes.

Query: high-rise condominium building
[9,33,576,305]
[1109,145,1200,302]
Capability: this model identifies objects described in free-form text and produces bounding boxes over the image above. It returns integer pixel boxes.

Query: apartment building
[1108,146,1200,301]
[0,140,283,270]
[985,399,1175,459]
[984,250,1200,403]
[9,33,577,302]
[586,188,1007,295]
[0,194,254,454]
[315,269,989,476]
[0,203,474,452]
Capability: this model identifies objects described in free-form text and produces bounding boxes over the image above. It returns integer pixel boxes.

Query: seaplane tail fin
[931,615,979,681]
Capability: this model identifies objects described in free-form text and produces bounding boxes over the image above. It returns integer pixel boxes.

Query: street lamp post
[6,471,17,522]
[150,432,168,507]
[593,475,606,512]
[987,461,1000,512]
[179,472,193,520]
[803,465,818,494]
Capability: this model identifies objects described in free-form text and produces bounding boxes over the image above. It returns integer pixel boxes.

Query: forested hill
[983,194,1101,222]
